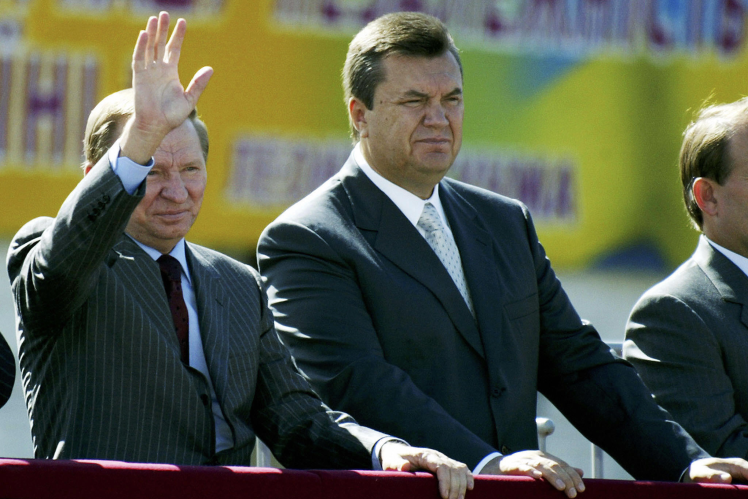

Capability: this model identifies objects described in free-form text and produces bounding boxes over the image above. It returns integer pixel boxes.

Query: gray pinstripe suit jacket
[7,154,385,468]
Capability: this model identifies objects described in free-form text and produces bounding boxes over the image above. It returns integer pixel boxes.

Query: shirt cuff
[473,451,503,474]
[108,139,154,195]
[371,437,409,470]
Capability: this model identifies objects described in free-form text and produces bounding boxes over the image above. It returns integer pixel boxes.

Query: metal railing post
[536,417,555,453]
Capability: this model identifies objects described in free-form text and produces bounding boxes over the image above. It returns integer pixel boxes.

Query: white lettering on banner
[450,149,575,220]
[226,137,350,208]
[273,0,747,59]
[0,18,23,52]
[226,135,576,222]
[56,0,224,14]
[0,51,98,169]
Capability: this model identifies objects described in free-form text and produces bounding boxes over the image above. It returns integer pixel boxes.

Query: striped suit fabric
[7,154,384,468]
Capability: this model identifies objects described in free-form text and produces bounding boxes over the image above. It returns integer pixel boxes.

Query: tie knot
[417,202,443,233]
[157,254,182,283]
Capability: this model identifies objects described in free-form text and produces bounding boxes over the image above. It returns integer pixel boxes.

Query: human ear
[692,177,718,217]
[349,98,369,138]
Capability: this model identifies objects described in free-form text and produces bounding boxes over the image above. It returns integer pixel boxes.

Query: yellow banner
[2,0,748,268]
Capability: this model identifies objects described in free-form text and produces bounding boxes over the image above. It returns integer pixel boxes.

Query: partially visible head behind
[82,88,210,169]
[680,97,748,230]
[342,11,462,141]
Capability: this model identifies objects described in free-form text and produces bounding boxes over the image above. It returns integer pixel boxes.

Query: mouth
[155,211,189,222]
[416,138,450,144]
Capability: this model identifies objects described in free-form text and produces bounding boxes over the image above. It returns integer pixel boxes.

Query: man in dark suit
[258,12,748,496]
[6,13,474,498]
[625,97,748,460]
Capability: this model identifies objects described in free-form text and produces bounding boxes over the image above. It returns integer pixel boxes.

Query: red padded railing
[0,459,747,499]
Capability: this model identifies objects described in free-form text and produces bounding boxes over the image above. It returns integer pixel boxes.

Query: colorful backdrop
[2,0,747,269]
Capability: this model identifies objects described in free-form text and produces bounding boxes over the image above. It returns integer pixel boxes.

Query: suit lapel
[111,236,179,353]
[341,156,485,359]
[186,245,230,402]
[695,236,748,329]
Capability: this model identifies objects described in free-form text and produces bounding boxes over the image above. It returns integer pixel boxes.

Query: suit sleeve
[7,154,144,334]
[258,221,497,469]
[0,332,14,409]
[246,270,389,470]
[625,292,748,459]
[517,208,708,480]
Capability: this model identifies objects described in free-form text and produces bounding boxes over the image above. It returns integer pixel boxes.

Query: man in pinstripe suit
[6,13,473,498]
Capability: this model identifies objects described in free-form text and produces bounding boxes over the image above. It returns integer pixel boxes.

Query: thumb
[185,66,214,106]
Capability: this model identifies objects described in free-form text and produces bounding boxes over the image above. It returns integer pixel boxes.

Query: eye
[402,98,425,106]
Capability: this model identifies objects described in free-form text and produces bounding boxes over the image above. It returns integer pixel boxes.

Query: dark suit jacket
[0,331,14,409]
[258,153,707,480]
[7,154,384,468]
[625,236,748,459]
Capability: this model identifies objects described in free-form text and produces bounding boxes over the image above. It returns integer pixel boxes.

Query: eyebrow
[400,87,463,99]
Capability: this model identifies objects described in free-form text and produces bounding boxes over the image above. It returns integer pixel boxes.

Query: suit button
[501,445,510,454]
[200,394,210,406]
[491,387,504,398]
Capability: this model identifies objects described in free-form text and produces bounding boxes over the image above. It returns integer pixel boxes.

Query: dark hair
[82,88,209,167]
[680,97,748,229]
[342,11,462,141]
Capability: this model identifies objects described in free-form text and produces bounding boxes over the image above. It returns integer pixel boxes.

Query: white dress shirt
[355,143,501,473]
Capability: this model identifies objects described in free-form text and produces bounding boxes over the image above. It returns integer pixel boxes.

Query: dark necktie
[157,255,189,364]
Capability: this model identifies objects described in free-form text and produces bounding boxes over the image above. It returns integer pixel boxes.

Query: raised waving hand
[120,11,213,164]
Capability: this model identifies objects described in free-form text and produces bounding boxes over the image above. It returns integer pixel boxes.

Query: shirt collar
[129,236,192,285]
[706,237,748,279]
[354,142,449,228]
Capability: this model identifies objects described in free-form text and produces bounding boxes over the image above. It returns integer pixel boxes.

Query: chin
[420,156,454,173]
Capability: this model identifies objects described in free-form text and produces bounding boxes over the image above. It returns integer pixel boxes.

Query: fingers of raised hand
[134,12,186,72]
[165,17,187,65]
[144,15,159,67]
[155,11,170,60]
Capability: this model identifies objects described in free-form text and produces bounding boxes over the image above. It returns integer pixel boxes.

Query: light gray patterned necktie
[417,202,475,316]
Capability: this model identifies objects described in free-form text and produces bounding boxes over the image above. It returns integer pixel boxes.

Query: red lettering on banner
[0,52,98,169]
[55,0,223,14]
[273,0,748,59]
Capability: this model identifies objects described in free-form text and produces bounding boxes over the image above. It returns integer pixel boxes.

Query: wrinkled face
[126,120,207,254]
[352,52,463,199]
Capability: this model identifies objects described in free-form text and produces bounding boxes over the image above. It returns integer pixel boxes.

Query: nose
[160,173,189,203]
[423,102,448,128]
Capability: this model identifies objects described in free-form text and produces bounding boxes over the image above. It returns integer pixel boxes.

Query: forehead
[378,52,462,95]
[154,121,205,165]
